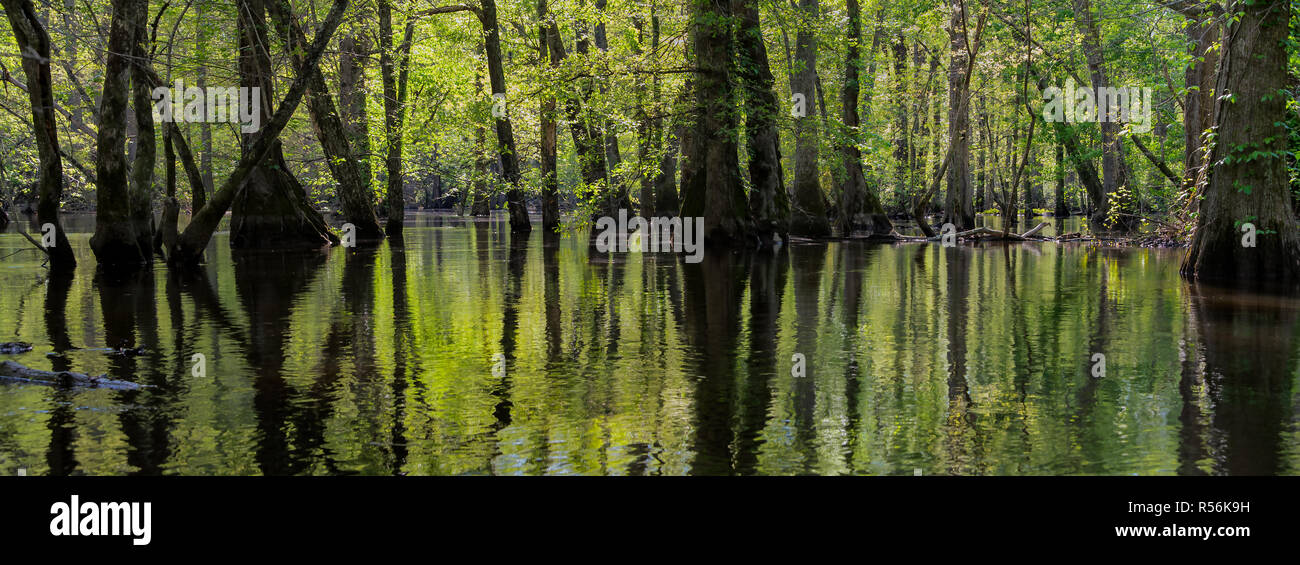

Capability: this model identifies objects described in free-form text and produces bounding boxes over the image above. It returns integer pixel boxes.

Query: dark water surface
[1,212,1297,475]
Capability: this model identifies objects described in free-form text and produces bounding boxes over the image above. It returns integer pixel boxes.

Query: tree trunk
[171,0,348,265]
[1,0,76,271]
[1054,141,1068,216]
[1072,0,1125,226]
[944,0,974,229]
[546,13,608,218]
[836,0,891,237]
[480,0,531,233]
[268,0,383,242]
[338,32,373,192]
[892,34,909,212]
[594,0,630,217]
[788,0,829,236]
[680,0,750,243]
[196,0,214,207]
[129,3,156,257]
[379,0,413,240]
[91,0,147,267]
[229,0,336,250]
[734,0,790,245]
[1182,0,1298,284]
[539,0,560,231]
[1173,2,1221,193]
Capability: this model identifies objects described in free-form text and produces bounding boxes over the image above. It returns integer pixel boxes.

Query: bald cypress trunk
[129,3,156,258]
[680,0,750,243]
[267,0,383,242]
[788,0,829,236]
[734,0,789,245]
[1181,0,1298,284]
[836,0,891,237]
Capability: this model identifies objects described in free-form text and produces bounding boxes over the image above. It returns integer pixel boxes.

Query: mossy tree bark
[788,0,830,237]
[735,0,790,246]
[91,0,148,267]
[267,0,383,242]
[129,3,157,258]
[1,0,76,272]
[679,0,751,244]
[1181,0,1298,284]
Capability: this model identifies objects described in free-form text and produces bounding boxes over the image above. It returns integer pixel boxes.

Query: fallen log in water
[907,222,1055,243]
[0,342,34,354]
[0,360,145,390]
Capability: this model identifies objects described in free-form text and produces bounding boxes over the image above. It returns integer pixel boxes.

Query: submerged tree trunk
[231,0,336,250]
[171,0,348,265]
[539,0,560,231]
[268,0,383,242]
[836,0,891,237]
[680,0,750,243]
[91,0,148,267]
[1181,0,1298,284]
[943,0,974,229]
[788,0,829,236]
[1072,0,1125,226]
[594,0,631,217]
[379,0,414,240]
[480,0,531,233]
[1054,141,1068,216]
[129,3,156,258]
[1,0,76,271]
[734,0,790,245]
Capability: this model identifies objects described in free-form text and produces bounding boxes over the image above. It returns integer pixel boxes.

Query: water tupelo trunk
[267,0,383,243]
[230,0,337,250]
[1181,0,1299,285]
[1,0,76,272]
[91,0,149,267]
